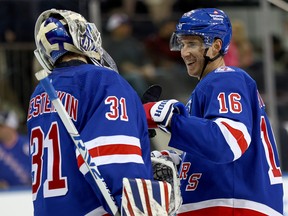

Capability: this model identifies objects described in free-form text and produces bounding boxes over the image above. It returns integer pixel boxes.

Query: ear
[212,39,222,54]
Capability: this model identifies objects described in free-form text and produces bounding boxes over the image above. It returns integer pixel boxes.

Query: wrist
[143,102,158,128]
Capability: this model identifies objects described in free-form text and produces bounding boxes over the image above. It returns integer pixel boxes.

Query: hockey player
[27,9,154,216]
[0,109,30,188]
[144,8,284,215]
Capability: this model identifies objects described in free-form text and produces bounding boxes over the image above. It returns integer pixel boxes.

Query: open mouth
[187,62,195,66]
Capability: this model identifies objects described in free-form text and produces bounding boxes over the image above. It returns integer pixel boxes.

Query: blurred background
[0,0,288,214]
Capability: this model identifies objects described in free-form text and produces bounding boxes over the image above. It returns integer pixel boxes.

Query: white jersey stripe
[85,206,109,216]
[214,118,251,160]
[92,154,144,166]
[177,198,282,216]
[76,135,144,174]
[85,135,141,149]
[78,154,144,175]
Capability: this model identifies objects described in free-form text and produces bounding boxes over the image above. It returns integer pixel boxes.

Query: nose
[181,46,191,58]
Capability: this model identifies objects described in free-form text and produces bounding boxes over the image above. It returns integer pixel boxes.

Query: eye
[178,42,184,49]
[178,40,202,50]
[187,42,201,48]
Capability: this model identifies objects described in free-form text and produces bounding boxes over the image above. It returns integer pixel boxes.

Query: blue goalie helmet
[37,17,75,65]
[34,9,118,73]
[170,8,232,55]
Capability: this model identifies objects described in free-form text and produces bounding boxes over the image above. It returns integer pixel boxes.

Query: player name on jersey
[27,91,78,121]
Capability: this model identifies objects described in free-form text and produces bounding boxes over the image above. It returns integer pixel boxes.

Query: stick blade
[141,85,162,103]
[141,85,162,138]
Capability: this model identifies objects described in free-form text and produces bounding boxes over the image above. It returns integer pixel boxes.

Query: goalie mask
[34,9,117,73]
[170,8,232,55]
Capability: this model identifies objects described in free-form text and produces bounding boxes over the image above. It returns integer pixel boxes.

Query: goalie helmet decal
[36,16,76,66]
[170,8,232,55]
[34,9,118,73]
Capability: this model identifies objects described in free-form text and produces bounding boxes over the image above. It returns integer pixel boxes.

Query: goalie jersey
[169,66,283,215]
[27,62,153,216]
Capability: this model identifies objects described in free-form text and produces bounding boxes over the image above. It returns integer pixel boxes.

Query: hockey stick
[34,69,120,216]
[141,85,162,138]
[141,84,162,104]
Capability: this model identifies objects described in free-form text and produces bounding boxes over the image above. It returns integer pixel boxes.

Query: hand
[151,150,182,166]
[150,150,183,214]
[144,99,178,132]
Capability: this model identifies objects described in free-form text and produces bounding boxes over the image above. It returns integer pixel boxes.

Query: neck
[200,57,225,80]
[60,55,88,63]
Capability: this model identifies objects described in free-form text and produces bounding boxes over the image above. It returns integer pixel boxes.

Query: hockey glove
[151,150,182,215]
[144,99,178,133]
[151,150,182,166]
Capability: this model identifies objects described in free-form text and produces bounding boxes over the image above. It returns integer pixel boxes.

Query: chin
[187,69,198,78]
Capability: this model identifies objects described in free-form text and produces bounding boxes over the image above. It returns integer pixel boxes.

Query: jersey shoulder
[199,66,256,91]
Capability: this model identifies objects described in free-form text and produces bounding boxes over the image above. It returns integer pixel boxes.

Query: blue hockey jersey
[169,66,283,216]
[27,63,153,216]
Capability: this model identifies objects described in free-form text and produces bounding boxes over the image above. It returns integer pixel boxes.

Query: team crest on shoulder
[215,66,235,73]
[186,99,192,115]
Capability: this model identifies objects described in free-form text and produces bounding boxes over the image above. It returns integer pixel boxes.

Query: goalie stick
[34,69,120,216]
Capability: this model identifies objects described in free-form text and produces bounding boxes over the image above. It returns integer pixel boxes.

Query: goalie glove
[151,153,182,215]
[151,150,182,166]
[121,149,182,216]
[144,99,179,133]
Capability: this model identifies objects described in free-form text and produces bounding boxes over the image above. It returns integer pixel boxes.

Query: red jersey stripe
[221,121,249,154]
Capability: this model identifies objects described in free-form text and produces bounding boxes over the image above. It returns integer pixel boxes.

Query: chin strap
[199,48,223,80]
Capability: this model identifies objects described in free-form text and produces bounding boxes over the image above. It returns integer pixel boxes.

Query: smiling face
[179,36,206,78]
[179,35,225,79]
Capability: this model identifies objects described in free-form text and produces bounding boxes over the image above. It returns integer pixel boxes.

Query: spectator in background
[103,11,157,95]
[145,18,197,101]
[225,20,264,92]
[0,81,27,133]
[0,107,30,189]
[0,1,34,42]
[224,20,253,68]
[272,35,288,128]
[273,35,288,75]
[145,18,182,68]
[144,0,176,26]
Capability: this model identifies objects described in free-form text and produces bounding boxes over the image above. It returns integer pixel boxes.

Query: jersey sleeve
[169,69,255,164]
[75,69,153,212]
